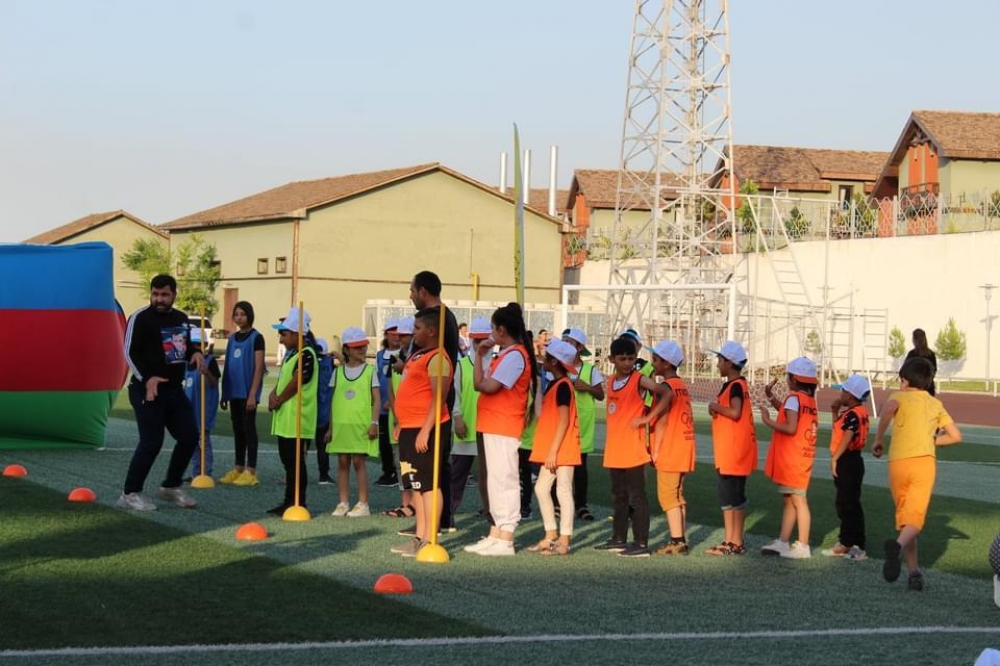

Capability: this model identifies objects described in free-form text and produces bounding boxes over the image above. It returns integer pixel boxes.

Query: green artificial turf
[0,480,490,651]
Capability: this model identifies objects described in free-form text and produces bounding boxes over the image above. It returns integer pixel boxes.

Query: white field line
[2,626,998,659]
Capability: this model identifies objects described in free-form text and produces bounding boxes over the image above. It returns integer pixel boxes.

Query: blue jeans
[124,380,199,494]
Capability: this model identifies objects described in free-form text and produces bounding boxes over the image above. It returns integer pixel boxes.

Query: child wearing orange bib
[823,373,872,560]
[759,357,819,559]
[527,339,582,556]
[595,336,669,558]
[648,341,696,556]
[706,341,756,556]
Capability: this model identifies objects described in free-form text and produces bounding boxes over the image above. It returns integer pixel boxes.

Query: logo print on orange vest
[607,402,617,415]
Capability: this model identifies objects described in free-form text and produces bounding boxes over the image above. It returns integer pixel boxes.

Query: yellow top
[887,390,953,461]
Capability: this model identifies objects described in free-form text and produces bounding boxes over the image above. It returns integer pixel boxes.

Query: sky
[2,0,999,243]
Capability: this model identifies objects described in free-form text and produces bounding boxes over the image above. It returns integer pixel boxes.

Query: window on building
[275,256,288,274]
[838,185,853,209]
[257,258,269,275]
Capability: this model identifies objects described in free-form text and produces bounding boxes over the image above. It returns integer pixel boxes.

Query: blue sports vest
[316,355,334,428]
[221,329,263,402]
[184,361,220,430]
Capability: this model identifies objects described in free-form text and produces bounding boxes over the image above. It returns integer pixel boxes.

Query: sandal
[381,504,415,518]
[528,539,556,553]
[705,541,731,556]
[540,541,570,556]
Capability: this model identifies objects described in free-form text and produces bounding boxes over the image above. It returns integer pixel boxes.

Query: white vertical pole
[499,152,508,194]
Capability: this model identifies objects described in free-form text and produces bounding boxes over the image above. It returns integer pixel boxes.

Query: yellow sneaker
[232,471,259,487]
[219,469,242,484]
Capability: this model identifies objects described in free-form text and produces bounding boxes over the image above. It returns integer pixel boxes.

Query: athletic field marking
[2,626,997,658]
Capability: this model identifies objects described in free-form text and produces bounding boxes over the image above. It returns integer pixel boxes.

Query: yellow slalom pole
[191,307,214,489]
[417,303,450,563]
[283,300,311,521]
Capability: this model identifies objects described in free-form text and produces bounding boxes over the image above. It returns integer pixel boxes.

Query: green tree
[122,234,221,317]
[888,326,906,359]
[804,329,823,355]
[736,179,759,235]
[934,318,967,362]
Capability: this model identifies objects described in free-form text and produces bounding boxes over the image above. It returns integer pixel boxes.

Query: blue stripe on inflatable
[0,242,118,310]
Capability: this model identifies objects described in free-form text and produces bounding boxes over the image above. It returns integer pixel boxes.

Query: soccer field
[2,416,999,666]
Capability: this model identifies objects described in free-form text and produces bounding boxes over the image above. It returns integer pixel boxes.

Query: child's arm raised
[759,397,798,435]
[872,398,899,458]
[633,377,671,428]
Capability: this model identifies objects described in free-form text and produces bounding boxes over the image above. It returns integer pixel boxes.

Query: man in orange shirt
[595,337,668,558]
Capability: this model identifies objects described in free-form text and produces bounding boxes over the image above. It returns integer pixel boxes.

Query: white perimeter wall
[577,230,1000,380]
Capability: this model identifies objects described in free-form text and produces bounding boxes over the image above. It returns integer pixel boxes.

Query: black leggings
[230,398,259,469]
[610,465,650,545]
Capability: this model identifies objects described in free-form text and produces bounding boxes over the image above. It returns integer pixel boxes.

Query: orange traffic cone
[68,487,97,502]
[236,522,268,541]
[374,573,414,595]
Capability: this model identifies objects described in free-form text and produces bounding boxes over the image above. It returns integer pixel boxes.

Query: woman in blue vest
[220,301,266,486]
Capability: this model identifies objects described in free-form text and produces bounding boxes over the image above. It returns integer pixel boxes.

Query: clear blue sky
[2,0,998,242]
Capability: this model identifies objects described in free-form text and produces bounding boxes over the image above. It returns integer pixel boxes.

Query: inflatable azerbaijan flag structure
[0,242,127,449]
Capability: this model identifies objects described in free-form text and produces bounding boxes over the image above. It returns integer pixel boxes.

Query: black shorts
[398,421,451,492]
[716,471,748,510]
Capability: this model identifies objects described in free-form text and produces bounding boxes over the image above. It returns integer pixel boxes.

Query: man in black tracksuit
[119,274,205,511]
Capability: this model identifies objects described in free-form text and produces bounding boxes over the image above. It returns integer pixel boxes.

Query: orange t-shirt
[764,391,818,490]
[476,344,531,438]
[603,371,651,469]
[710,376,757,475]
[830,404,870,454]
[394,348,452,429]
[529,376,582,466]
[652,377,696,473]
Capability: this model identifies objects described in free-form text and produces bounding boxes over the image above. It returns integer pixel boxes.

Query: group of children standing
[183,296,962,588]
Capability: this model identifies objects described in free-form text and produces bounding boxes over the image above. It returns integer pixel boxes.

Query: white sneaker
[760,539,790,556]
[781,541,812,559]
[476,538,515,557]
[117,492,156,511]
[156,486,197,509]
[463,537,495,553]
[346,502,370,517]
[846,546,868,561]
[331,502,350,517]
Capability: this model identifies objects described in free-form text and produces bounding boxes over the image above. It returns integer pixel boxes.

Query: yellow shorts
[657,471,687,512]
[887,455,936,531]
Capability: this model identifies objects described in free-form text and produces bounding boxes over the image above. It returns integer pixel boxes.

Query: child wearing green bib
[324,327,380,517]
[267,307,319,515]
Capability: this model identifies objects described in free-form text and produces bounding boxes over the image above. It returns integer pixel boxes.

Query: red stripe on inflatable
[0,309,127,391]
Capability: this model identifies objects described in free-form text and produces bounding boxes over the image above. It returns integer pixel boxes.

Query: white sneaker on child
[464,537,495,553]
[760,539,790,556]
[476,538,515,557]
[781,541,812,559]
[846,545,868,561]
[346,502,370,517]
[331,502,350,517]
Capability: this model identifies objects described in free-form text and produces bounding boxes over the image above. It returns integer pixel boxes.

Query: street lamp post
[981,284,996,390]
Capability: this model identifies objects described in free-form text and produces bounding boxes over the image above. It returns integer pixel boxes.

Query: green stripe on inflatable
[0,390,118,450]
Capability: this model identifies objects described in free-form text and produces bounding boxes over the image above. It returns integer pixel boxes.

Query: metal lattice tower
[607,0,737,349]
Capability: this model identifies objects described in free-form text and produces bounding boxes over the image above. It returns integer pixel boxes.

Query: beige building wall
[171,170,565,345]
[61,217,168,314]
[941,159,1000,198]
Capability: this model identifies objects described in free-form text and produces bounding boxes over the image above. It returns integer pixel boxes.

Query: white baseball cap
[383,317,399,332]
[315,337,329,355]
[342,326,369,348]
[836,374,871,400]
[545,339,579,372]
[469,316,492,339]
[562,327,591,356]
[650,340,684,367]
[618,328,643,346]
[396,316,415,335]
[787,356,818,384]
[711,340,747,365]
[272,306,311,334]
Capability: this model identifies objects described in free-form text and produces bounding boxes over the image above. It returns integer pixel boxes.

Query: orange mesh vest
[830,404,870,454]
[529,376,581,466]
[764,391,818,490]
[603,371,651,469]
[394,348,452,429]
[653,377,696,473]
[711,376,757,475]
[476,344,531,438]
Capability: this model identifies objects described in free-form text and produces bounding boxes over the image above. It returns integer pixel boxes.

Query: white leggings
[535,466,575,536]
